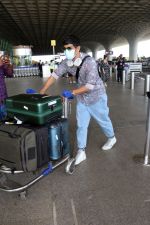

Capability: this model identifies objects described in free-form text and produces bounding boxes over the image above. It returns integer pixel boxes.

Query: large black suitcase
[0,124,49,172]
[48,118,70,160]
[6,94,63,125]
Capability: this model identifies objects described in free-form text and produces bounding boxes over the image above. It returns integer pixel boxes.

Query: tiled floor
[0,75,150,225]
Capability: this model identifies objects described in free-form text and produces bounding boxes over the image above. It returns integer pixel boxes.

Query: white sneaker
[75,149,86,165]
[102,137,117,151]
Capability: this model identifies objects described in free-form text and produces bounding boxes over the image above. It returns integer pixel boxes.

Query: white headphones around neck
[67,58,82,67]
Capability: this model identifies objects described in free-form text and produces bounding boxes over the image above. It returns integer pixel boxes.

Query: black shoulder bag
[75,55,90,81]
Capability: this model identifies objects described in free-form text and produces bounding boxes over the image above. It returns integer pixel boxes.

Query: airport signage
[105,50,113,55]
[129,63,142,72]
[51,40,56,46]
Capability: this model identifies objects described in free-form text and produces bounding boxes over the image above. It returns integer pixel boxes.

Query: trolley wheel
[65,158,75,175]
[19,190,27,200]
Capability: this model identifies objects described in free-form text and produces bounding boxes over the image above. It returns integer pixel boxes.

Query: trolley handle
[62,97,72,119]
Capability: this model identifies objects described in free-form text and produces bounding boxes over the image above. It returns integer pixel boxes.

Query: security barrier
[144,74,150,95]
[122,70,126,85]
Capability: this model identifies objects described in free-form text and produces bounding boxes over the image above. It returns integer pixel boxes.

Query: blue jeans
[76,94,115,149]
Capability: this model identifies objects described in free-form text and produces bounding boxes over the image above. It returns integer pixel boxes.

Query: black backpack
[76,55,103,82]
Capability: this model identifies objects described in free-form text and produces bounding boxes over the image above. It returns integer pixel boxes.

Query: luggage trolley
[0,96,75,199]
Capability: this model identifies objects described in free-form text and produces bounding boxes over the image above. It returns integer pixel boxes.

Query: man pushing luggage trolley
[40,35,117,167]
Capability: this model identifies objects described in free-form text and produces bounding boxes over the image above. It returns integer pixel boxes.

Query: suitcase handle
[30,96,39,100]
[62,98,72,118]
[30,94,48,101]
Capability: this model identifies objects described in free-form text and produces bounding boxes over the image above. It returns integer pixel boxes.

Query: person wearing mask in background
[116,54,125,82]
[40,35,117,165]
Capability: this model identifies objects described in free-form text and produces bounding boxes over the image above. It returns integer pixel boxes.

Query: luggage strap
[0,125,21,138]
[60,122,64,157]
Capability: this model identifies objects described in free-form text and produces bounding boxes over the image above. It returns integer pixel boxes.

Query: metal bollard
[110,66,112,78]
[115,67,117,81]
[144,92,150,165]
[122,70,126,85]
[130,72,135,90]
[144,74,150,95]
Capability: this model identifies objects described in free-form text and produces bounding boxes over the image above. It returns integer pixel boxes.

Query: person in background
[116,54,125,82]
[40,35,117,165]
[68,72,76,84]
[0,56,8,120]
[49,60,55,73]
[100,55,110,87]
[38,60,42,77]
[1,54,13,78]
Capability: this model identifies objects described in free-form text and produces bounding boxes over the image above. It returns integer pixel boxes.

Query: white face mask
[64,49,75,60]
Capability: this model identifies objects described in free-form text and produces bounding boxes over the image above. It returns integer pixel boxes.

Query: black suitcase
[0,124,49,172]
[48,118,70,160]
[6,94,63,125]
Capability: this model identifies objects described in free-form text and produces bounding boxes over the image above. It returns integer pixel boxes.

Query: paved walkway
[0,76,150,225]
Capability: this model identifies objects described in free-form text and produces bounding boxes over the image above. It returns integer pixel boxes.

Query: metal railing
[13,66,40,77]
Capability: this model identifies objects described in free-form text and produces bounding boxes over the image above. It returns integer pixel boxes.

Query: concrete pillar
[92,49,98,60]
[128,38,138,61]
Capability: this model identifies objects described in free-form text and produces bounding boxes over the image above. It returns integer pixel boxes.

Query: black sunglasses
[63,47,74,51]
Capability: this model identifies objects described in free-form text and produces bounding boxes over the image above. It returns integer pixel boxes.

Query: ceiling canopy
[1,0,150,54]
